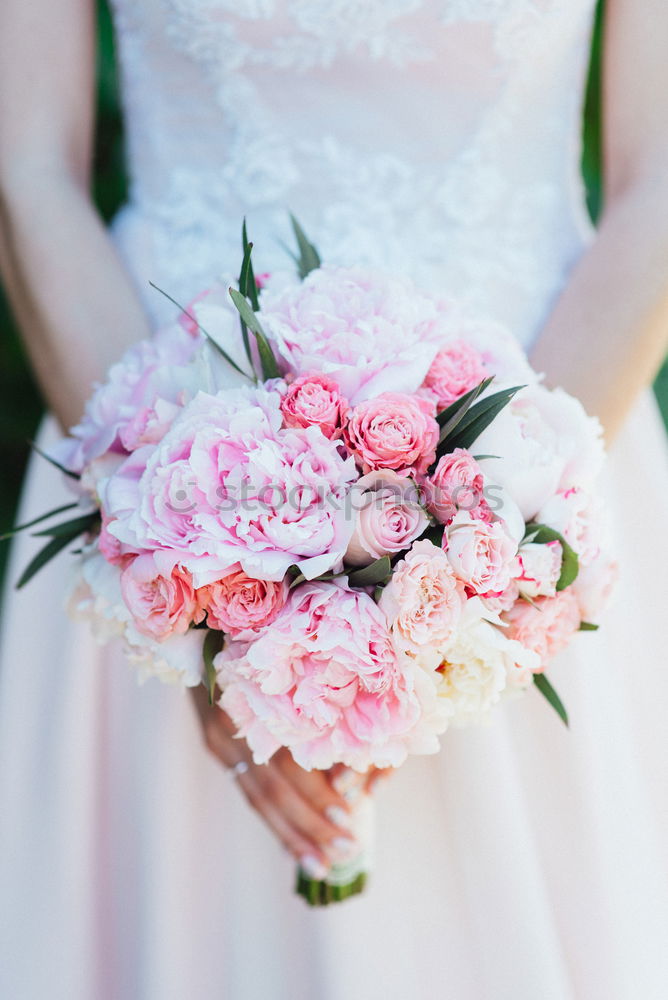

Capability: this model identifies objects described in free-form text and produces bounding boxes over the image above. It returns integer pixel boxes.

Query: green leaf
[30,443,81,480]
[436,377,494,442]
[33,512,100,538]
[149,281,253,380]
[533,673,569,727]
[290,214,321,279]
[442,385,525,452]
[241,219,260,311]
[523,523,579,590]
[1,502,79,541]
[579,621,599,631]
[228,288,280,380]
[237,239,258,374]
[16,533,82,590]
[348,555,392,588]
[202,629,225,706]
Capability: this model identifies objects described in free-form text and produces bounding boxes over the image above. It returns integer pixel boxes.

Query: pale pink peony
[572,552,618,624]
[517,540,562,599]
[105,385,357,587]
[380,539,465,653]
[258,266,446,404]
[420,340,487,410]
[345,393,439,476]
[120,554,202,641]
[216,581,433,771]
[421,449,488,525]
[54,326,201,475]
[198,566,289,638]
[504,589,581,669]
[537,487,604,567]
[345,471,428,567]
[444,510,519,595]
[280,373,349,439]
[473,385,605,521]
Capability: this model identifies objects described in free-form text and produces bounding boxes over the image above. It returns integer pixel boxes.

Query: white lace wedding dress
[1,2,668,997]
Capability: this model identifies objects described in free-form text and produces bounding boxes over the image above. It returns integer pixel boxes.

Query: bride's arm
[530,0,668,441]
[0,0,356,874]
[0,0,151,430]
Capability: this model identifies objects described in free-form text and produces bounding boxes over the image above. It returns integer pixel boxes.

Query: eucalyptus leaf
[442,385,525,452]
[290,214,321,279]
[524,522,579,590]
[149,281,253,380]
[533,673,569,727]
[16,533,83,590]
[348,555,392,588]
[579,621,599,631]
[229,288,280,380]
[1,502,79,541]
[30,443,81,480]
[241,219,260,310]
[202,629,225,706]
[436,377,494,441]
[33,512,100,539]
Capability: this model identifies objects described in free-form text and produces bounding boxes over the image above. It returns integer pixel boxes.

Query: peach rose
[199,566,289,638]
[345,471,428,567]
[345,392,439,475]
[444,510,518,595]
[120,554,202,641]
[280,373,349,439]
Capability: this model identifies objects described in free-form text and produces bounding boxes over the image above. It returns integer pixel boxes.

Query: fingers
[363,766,393,795]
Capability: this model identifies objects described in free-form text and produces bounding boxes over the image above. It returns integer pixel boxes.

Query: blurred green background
[0,0,666,586]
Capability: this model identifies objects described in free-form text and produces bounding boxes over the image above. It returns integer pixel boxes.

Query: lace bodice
[109,0,598,345]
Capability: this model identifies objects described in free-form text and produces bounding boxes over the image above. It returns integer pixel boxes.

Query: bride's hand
[190,685,366,879]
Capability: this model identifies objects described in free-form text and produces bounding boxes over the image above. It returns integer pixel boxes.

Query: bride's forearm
[0,168,151,430]
[530,181,668,443]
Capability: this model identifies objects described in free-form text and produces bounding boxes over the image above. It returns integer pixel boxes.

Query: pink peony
[216,581,432,771]
[105,385,357,586]
[444,510,519,595]
[421,448,488,525]
[199,566,289,638]
[420,340,487,411]
[345,471,428,567]
[517,540,562,599]
[56,326,201,475]
[504,590,581,669]
[120,554,202,641]
[379,539,465,652]
[259,266,446,404]
[280,373,349,439]
[345,393,439,476]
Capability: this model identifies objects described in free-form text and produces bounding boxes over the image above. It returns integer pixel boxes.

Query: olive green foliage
[0,0,666,586]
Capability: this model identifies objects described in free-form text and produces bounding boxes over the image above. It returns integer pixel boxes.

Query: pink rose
[216,581,429,771]
[344,393,439,475]
[280,373,349,439]
[504,589,581,669]
[420,340,487,411]
[572,553,618,624]
[345,471,428,567]
[380,539,465,652]
[120,554,202,641]
[421,449,488,525]
[199,566,289,638]
[444,510,519,595]
[517,540,562,599]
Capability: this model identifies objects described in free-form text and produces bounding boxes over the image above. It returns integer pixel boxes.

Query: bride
[1,1,667,997]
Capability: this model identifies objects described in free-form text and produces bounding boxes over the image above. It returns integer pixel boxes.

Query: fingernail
[333,769,359,795]
[326,805,352,829]
[300,855,329,880]
[328,837,358,862]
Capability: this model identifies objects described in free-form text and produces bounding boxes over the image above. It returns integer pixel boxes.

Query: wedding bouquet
[9,220,616,904]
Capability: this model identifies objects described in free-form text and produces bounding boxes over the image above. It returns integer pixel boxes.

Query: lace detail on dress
[109,0,597,342]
